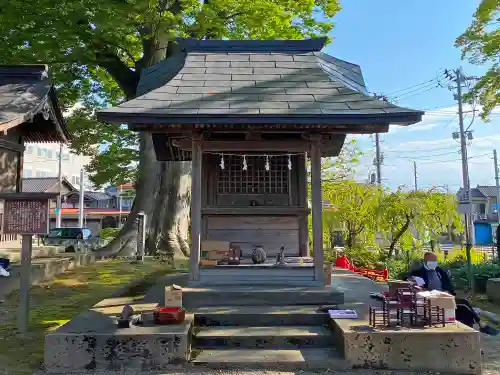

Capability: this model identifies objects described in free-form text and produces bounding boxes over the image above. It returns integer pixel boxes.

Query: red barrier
[335,256,388,281]
[335,255,354,270]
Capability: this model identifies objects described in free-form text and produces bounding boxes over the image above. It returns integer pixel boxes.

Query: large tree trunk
[150,161,191,259]
[95,135,192,259]
[95,32,192,259]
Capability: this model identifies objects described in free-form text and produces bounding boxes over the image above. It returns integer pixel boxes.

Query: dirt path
[481,334,500,374]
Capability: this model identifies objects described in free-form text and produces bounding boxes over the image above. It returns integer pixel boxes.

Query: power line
[396,150,460,160]
[414,153,490,164]
[443,115,458,129]
[384,77,440,97]
[372,71,448,103]
[420,104,457,111]
[413,160,418,191]
[390,82,440,101]
[383,145,462,153]
[383,71,447,97]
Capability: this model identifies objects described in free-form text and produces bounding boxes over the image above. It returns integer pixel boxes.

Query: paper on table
[328,309,359,319]
[412,276,425,287]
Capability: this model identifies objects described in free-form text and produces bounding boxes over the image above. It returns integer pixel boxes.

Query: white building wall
[22,143,92,190]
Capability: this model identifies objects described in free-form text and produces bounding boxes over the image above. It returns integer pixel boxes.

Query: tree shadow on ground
[0,259,182,375]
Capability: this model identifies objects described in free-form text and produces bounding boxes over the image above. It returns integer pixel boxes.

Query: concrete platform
[44,301,192,373]
[182,286,344,308]
[331,318,482,374]
[0,245,62,263]
[191,347,349,370]
[194,325,334,349]
[0,253,96,299]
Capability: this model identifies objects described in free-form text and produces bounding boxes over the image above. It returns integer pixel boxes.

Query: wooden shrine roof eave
[148,123,390,134]
[0,65,70,143]
[97,111,423,129]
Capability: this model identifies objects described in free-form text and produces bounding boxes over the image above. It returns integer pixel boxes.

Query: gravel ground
[481,333,500,374]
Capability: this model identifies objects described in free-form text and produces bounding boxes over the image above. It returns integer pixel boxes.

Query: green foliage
[456,0,499,120]
[320,139,363,182]
[378,188,463,255]
[98,227,121,241]
[385,258,411,280]
[308,141,363,251]
[342,246,384,269]
[322,180,381,248]
[0,0,342,186]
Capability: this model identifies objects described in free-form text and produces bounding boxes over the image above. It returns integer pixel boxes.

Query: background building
[22,143,92,190]
[21,177,130,233]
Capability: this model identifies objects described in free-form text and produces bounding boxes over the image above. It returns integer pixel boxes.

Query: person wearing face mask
[407,252,499,335]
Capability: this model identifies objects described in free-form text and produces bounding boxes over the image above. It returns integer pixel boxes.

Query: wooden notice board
[3,199,49,235]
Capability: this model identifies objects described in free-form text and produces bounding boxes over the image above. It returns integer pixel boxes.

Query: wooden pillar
[190,136,203,281]
[297,153,309,257]
[310,137,324,284]
[18,234,33,336]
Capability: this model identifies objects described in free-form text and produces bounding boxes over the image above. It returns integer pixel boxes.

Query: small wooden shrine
[98,38,423,286]
[0,65,69,194]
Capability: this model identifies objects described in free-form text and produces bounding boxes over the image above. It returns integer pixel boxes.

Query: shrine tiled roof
[98,38,423,127]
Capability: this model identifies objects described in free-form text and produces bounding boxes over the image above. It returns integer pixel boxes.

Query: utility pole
[78,168,85,228]
[375,133,382,186]
[494,150,500,261]
[56,143,63,228]
[445,185,453,241]
[455,67,474,291]
[118,184,123,229]
[413,161,418,192]
[494,150,500,223]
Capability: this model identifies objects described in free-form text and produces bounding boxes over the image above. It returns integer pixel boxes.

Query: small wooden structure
[0,65,69,193]
[0,65,69,245]
[98,38,422,286]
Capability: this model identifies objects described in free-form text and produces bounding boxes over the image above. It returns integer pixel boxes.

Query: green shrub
[99,227,121,241]
[385,258,411,280]
[342,246,384,269]
[454,262,500,292]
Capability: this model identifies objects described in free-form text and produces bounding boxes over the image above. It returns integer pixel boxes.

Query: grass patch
[456,289,500,328]
[0,259,184,375]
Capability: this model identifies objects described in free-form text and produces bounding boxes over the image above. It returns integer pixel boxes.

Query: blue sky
[324,0,499,192]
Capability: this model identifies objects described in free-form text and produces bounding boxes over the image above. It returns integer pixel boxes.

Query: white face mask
[425,261,438,270]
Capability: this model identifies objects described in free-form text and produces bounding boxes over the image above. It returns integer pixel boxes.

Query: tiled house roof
[457,186,500,199]
[476,186,499,198]
[22,177,75,193]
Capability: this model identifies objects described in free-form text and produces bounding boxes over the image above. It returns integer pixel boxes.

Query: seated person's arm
[440,268,456,295]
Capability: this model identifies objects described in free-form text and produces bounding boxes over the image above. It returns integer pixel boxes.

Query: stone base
[331,318,481,374]
[487,278,500,303]
[44,300,192,373]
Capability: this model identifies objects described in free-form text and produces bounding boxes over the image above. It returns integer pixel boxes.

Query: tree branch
[95,47,139,98]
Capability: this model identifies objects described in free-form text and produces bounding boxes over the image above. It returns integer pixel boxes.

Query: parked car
[42,227,94,252]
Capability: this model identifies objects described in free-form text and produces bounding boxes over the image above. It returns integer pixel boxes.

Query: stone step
[193,305,329,326]
[190,348,349,370]
[193,325,334,349]
[183,286,344,308]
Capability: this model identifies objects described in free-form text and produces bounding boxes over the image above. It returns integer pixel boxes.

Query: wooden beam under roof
[172,139,314,152]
